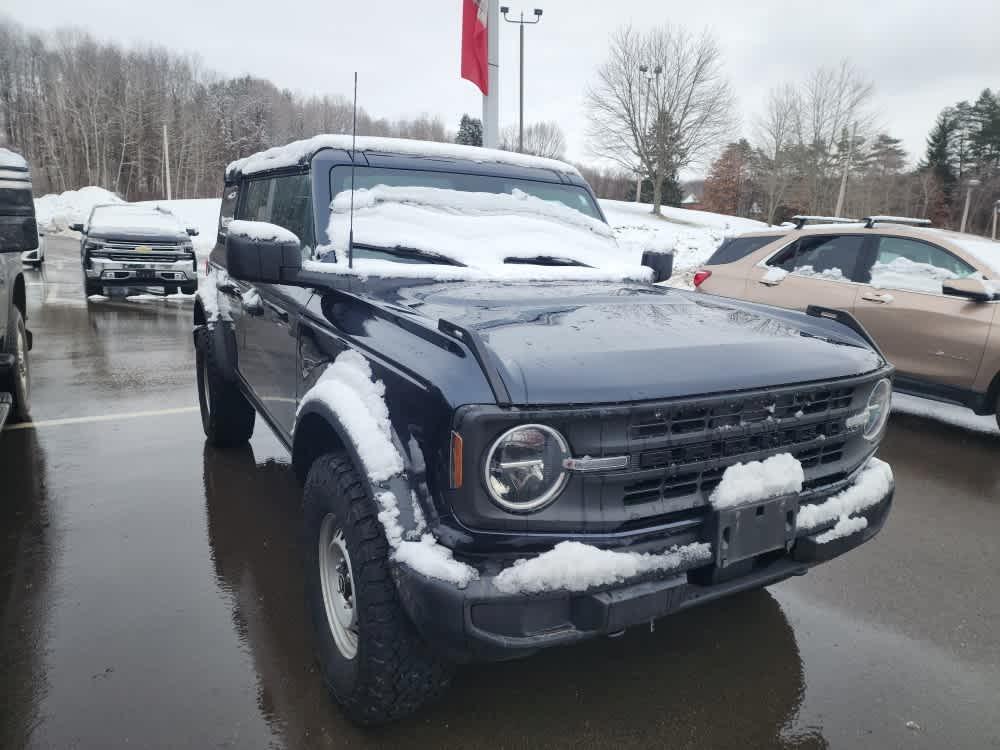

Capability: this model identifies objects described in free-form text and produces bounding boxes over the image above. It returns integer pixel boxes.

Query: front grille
[106,253,189,263]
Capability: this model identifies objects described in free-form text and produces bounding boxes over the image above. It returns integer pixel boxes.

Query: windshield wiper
[503,256,590,267]
[353,243,465,266]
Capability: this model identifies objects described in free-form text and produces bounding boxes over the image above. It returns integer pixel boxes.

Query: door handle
[861,292,893,304]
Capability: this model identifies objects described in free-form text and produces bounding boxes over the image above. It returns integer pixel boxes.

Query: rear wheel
[3,307,30,422]
[195,327,255,446]
[303,453,452,725]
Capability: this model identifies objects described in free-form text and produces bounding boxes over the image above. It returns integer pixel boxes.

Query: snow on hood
[305,185,652,283]
[226,134,582,178]
[88,205,188,238]
[0,148,28,170]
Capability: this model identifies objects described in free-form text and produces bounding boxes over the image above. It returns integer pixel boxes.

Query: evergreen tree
[922,111,957,192]
[455,114,483,147]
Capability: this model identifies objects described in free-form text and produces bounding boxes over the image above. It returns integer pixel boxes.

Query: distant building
[681,193,703,211]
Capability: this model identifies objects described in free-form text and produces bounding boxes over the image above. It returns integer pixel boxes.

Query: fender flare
[293,399,421,536]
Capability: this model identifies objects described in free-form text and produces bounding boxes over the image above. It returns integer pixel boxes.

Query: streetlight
[500,6,543,153]
[959,178,981,234]
[634,63,662,203]
[993,199,999,241]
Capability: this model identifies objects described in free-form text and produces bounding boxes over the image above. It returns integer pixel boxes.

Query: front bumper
[395,476,893,663]
[84,257,197,285]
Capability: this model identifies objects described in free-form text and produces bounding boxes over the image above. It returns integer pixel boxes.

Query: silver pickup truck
[0,147,35,428]
[73,204,199,298]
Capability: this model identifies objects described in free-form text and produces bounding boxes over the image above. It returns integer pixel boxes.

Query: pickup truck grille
[106,253,189,263]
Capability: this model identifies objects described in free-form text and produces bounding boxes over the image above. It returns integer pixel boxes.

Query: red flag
[461,0,488,95]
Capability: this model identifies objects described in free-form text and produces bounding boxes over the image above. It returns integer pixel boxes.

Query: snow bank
[308,186,652,283]
[493,540,712,594]
[138,198,220,259]
[870,257,958,294]
[228,219,300,244]
[298,350,404,482]
[709,453,804,509]
[796,457,893,532]
[892,393,999,435]
[227,134,582,178]
[0,148,28,169]
[34,186,123,233]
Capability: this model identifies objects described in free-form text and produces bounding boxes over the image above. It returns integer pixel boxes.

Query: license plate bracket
[711,495,799,568]
[136,269,155,280]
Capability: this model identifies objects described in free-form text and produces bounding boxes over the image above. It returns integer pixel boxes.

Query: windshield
[330,166,602,220]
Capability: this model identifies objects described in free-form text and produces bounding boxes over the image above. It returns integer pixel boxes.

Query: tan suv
[694,217,1000,426]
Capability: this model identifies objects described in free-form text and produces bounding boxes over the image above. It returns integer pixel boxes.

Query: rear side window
[706,235,782,265]
[867,236,977,294]
[768,235,866,281]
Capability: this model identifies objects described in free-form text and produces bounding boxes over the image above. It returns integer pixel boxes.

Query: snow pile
[298,350,404,482]
[394,533,479,588]
[492,540,712,594]
[762,266,790,284]
[793,265,845,281]
[227,134,582,178]
[0,148,28,169]
[138,198,220,259]
[709,453,804,509]
[88,205,189,238]
[309,186,652,283]
[796,457,893,534]
[815,515,869,544]
[228,219,300,244]
[600,199,769,288]
[870,257,958,294]
[34,186,123,233]
[892,393,999,435]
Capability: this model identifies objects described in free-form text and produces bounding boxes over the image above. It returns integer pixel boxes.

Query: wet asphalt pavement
[2,237,999,749]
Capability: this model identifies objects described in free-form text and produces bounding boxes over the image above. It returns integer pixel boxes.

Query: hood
[387,280,884,405]
[87,228,188,243]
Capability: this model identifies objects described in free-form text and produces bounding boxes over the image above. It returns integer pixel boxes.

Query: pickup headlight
[484,424,570,512]
[862,378,892,440]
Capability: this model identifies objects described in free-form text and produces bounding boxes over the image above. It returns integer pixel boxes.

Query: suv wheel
[303,453,452,725]
[3,307,30,422]
[195,328,255,446]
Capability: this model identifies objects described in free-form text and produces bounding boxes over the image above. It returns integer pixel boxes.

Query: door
[853,235,993,390]
[234,173,316,437]
[745,233,868,312]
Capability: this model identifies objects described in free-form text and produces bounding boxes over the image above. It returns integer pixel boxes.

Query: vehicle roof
[225,134,582,181]
[0,148,28,171]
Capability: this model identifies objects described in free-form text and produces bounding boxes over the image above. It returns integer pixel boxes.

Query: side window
[870,237,976,294]
[707,235,783,265]
[768,235,865,281]
[218,184,239,239]
[270,174,315,257]
[239,178,273,222]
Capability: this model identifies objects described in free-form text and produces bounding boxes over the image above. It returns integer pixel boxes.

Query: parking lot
[2,236,999,749]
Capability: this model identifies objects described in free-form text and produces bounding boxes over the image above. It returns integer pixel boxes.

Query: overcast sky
[6,0,999,175]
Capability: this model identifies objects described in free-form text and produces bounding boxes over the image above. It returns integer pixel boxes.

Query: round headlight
[484,424,570,512]
[863,378,892,440]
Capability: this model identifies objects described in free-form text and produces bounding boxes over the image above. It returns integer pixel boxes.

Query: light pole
[635,63,661,203]
[500,6,543,153]
[993,199,999,241]
[959,178,981,234]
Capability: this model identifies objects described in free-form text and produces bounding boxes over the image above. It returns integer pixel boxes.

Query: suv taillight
[693,269,712,288]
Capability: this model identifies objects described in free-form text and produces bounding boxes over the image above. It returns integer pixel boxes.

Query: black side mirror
[226,221,302,284]
[69,222,84,233]
[187,227,199,237]
[0,216,39,253]
[642,250,674,284]
[942,278,995,303]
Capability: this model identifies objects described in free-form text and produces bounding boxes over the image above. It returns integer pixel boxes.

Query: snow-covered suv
[193,136,896,724]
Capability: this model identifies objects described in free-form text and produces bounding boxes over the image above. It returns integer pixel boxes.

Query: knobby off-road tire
[4,307,30,422]
[995,393,1000,431]
[303,453,453,725]
[195,327,255,446]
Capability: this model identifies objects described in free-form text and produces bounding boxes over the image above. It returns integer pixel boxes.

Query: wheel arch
[13,273,26,322]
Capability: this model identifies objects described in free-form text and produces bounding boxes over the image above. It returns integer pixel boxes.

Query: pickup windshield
[330,166,602,220]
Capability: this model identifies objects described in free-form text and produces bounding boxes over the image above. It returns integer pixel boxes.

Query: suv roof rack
[790,215,858,229]
[862,216,932,229]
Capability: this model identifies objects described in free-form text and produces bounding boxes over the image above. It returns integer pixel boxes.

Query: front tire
[195,327,255,446]
[303,453,452,725]
[3,307,30,422]
[83,270,102,298]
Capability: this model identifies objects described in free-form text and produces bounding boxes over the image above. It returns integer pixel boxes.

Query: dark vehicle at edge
[192,137,895,725]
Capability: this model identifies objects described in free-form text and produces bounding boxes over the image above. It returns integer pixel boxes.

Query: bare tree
[586,25,734,215]
[499,121,567,159]
[753,83,798,224]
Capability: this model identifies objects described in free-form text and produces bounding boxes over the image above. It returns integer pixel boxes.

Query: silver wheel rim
[318,514,359,660]
[15,323,28,403]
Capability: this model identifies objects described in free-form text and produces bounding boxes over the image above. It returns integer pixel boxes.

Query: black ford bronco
[194,136,895,724]
[0,148,36,429]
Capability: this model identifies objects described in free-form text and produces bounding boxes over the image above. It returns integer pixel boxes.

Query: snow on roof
[308,185,651,283]
[88,204,187,237]
[226,134,581,178]
[0,148,28,170]
[681,193,699,204]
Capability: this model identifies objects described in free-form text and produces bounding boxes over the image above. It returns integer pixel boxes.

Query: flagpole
[482,0,500,148]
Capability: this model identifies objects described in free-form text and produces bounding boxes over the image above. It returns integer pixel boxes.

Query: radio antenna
[348,71,358,269]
